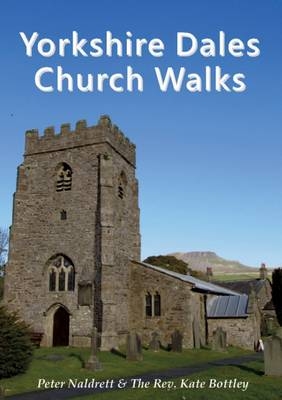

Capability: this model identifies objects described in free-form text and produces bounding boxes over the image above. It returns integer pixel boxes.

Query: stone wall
[207,314,260,350]
[129,262,207,349]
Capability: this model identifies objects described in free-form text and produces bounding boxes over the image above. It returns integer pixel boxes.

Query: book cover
[0,1,282,399]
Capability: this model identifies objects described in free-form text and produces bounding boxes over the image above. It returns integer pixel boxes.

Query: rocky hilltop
[170,251,259,274]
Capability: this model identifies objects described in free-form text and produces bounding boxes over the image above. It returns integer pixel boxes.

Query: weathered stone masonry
[4,115,140,349]
[129,261,207,348]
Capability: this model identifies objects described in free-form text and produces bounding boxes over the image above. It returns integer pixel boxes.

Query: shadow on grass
[235,363,264,376]
[208,361,264,377]
[160,343,171,351]
[110,348,126,359]
[69,353,86,368]
[35,354,65,361]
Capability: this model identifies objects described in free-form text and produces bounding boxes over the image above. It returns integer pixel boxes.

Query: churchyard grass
[0,346,250,396]
[71,360,282,400]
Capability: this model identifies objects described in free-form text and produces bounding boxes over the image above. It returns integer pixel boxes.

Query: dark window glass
[68,267,75,291]
[145,293,152,317]
[60,210,67,220]
[49,269,56,291]
[48,255,75,292]
[59,270,65,291]
[154,293,161,316]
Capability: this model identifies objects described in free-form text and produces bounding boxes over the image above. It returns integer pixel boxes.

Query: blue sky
[1,0,282,267]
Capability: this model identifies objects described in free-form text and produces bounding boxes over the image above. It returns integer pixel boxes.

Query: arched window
[56,163,72,192]
[47,255,75,292]
[118,171,127,199]
[145,292,152,317]
[154,292,161,316]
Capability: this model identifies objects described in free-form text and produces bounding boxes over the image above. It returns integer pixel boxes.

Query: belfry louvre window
[48,255,75,292]
[145,292,161,317]
[118,171,127,199]
[118,185,124,199]
[56,163,72,192]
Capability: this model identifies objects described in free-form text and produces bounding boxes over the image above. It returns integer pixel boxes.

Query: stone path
[6,352,262,400]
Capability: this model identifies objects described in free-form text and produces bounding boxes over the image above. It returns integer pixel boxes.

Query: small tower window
[60,210,67,220]
[56,163,72,192]
[47,255,75,292]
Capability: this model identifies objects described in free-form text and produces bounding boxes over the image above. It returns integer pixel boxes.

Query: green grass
[0,346,250,396]
[71,360,282,400]
[214,273,260,281]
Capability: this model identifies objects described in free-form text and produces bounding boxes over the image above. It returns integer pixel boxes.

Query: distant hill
[170,251,259,276]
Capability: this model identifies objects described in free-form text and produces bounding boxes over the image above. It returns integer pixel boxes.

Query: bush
[0,306,33,378]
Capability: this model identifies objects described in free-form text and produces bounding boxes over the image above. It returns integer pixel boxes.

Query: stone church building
[4,115,269,350]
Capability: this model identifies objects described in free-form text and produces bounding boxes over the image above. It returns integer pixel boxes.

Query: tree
[0,227,8,275]
[143,254,209,280]
[143,255,189,274]
[0,306,33,378]
[272,268,282,326]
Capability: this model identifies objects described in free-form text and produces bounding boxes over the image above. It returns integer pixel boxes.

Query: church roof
[132,261,239,296]
[214,279,269,295]
[207,294,249,318]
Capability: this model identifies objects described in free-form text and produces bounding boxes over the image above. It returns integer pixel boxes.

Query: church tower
[4,115,140,349]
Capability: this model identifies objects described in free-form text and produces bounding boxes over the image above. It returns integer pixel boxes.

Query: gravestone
[212,327,227,351]
[149,332,160,352]
[126,332,143,361]
[171,329,183,352]
[85,327,102,370]
[193,318,201,349]
[264,327,282,376]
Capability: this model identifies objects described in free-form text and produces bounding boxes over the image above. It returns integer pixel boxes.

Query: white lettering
[247,38,260,57]
[37,38,56,57]
[35,67,54,92]
[19,32,38,56]
[233,73,246,92]
[177,32,198,57]
[155,67,185,91]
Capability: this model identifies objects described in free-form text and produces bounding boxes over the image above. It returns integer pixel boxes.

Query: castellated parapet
[25,115,136,167]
